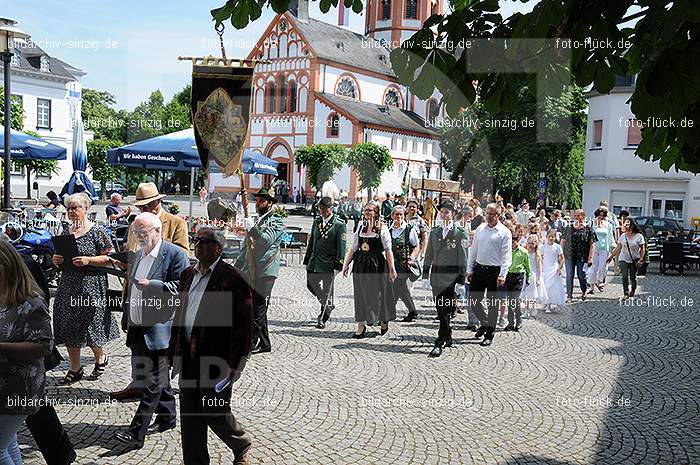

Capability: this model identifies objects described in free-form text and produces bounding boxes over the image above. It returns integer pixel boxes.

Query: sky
[5,0,534,110]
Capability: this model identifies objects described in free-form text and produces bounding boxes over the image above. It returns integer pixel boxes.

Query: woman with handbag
[607,219,645,298]
[386,205,421,325]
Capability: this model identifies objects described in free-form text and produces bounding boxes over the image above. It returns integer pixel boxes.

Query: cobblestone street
[19,264,699,465]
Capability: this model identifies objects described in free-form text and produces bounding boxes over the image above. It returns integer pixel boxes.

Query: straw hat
[131,182,167,206]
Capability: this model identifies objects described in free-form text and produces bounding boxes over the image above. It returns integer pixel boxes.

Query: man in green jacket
[422,199,469,358]
[304,196,347,329]
[234,187,284,354]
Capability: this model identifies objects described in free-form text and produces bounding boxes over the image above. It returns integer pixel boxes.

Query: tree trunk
[101,180,107,201]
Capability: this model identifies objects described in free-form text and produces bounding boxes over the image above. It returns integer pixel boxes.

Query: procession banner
[411,178,460,194]
[191,58,254,176]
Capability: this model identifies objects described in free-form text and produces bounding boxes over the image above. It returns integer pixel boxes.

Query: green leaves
[295,144,348,189]
[346,143,393,191]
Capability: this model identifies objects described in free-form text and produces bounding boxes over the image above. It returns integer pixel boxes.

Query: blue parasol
[0,126,67,160]
[107,128,201,171]
[62,93,97,199]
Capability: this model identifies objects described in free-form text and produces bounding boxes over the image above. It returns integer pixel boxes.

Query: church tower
[365,0,444,46]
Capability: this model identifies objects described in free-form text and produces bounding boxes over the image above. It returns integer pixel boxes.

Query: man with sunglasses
[111,182,190,402]
[170,226,254,465]
[234,187,284,354]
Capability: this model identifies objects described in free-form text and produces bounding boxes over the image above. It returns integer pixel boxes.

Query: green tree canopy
[87,139,125,200]
[0,88,24,130]
[346,142,393,193]
[211,0,700,173]
[294,144,348,189]
[442,84,586,208]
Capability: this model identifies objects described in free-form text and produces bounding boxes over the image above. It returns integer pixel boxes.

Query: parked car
[96,182,128,198]
[633,216,683,236]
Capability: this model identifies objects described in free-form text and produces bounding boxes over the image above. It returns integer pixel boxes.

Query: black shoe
[450,310,457,319]
[322,306,334,323]
[316,315,326,329]
[401,313,416,323]
[58,367,84,385]
[380,324,389,335]
[85,356,109,381]
[480,338,493,347]
[352,327,366,339]
[146,421,176,435]
[474,327,487,339]
[428,346,443,357]
[444,338,453,348]
[513,323,521,332]
[251,345,271,354]
[114,431,144,449]
[503,324,515,332]
[466,324,477,331]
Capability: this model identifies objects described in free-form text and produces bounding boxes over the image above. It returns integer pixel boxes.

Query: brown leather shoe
[109,387,143,402]
[233,444,252,465]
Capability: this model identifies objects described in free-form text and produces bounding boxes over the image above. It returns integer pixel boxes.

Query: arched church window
[405,0,418,19]
[289,80,297,112]
[336,77,357,99]
[384,88,401,107]
[381,0,391,20]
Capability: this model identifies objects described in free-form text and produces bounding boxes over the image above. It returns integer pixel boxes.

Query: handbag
[408,259,422,282]
[624,235,643,269]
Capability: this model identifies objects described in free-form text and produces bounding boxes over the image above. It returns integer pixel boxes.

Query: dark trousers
[127,329,176,441]
[504,273,525,326]
[470,264,502,339]
[620,261,638,295]
[565,258,587,298]
[307,272,335,321]
[252,276,276,350]
[432,279,458,346]
[180,351,252,465]
[387,273,417,317]
[25,406,75,465]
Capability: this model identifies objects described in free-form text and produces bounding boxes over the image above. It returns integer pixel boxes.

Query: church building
[210,0,446,200]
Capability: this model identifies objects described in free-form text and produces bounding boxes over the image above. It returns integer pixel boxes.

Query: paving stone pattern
[19,264,699,465]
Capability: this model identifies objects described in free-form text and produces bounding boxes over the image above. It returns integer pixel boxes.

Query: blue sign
[538,179,548,189]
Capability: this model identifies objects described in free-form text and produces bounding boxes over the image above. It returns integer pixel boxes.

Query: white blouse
[351,224,392,252]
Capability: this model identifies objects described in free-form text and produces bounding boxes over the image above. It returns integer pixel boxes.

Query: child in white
[541,230,566,312]
[520,234,548,317]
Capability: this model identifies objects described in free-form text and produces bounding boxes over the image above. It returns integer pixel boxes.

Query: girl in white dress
[541,230,566,312]
[521,234,548,317]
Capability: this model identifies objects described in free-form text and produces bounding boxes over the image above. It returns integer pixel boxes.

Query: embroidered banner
[191,60,253,176]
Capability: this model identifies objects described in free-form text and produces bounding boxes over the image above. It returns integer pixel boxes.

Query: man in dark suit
[304,196,346,329]
[170,226,255,465]
[114,212,189,448]
[422,199,469,358]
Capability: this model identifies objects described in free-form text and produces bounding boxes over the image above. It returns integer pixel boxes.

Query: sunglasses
[192,237,218,246]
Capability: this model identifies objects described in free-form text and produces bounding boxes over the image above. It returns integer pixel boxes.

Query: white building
[210,0,446,200]
[1,39,88,200]
[582,76,699,226]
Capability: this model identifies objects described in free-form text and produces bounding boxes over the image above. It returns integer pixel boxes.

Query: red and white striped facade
[210,2,446,200]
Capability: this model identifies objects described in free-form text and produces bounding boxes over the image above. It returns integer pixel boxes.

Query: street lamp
[422,158,432,201]
[1,18,30,210]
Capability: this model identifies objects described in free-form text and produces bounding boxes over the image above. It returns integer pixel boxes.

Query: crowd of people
[0,181,650,464]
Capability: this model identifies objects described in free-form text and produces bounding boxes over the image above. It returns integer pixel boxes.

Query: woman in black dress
[342,202,397,338]
[51,193,120,384]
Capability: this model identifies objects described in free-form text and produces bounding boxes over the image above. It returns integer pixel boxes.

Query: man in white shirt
[467,203,512,346]
[115,213,189,448]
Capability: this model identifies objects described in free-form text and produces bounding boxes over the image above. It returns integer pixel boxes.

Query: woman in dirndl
[342,202,397,338]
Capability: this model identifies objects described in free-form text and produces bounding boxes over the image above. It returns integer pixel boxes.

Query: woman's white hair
[64,192,92,209]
